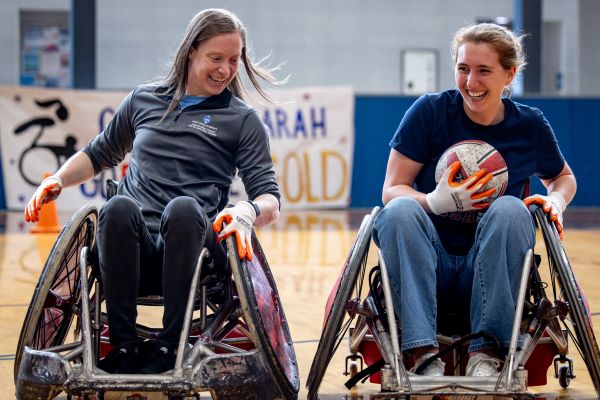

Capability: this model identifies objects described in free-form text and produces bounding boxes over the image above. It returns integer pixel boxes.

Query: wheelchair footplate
[18,344,281,399]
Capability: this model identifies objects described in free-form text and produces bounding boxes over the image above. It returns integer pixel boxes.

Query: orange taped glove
[523,192,567,240]
[425,161,496,214]
[24,175,62,222]
[212,201,257,261]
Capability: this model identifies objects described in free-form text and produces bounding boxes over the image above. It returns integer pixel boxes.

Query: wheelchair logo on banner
[13,98,78,187]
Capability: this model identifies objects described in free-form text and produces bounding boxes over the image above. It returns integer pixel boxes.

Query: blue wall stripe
[1,96,598,210]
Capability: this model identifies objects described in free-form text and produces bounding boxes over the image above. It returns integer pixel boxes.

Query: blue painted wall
[352,96,600,208]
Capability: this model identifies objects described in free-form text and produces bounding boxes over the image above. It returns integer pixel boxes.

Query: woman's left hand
[523,192,567,239]
[212,201,257,261]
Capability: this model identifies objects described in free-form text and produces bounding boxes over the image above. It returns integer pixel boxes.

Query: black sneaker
[138,342,176,374]
[98,344,138,374]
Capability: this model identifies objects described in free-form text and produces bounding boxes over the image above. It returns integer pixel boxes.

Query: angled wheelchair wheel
[306,207,380,400]
[227,233,300,399]
[14,204,98,382]
[533,207,600,397]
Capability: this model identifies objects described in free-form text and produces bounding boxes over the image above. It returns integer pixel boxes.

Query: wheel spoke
[14,205,97,382]
[43,289,75,310]
[534,207,600,397]
[33,308,65,348]
[306,208,380,399]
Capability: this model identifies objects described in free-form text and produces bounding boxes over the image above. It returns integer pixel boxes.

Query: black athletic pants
[97,195,219,348]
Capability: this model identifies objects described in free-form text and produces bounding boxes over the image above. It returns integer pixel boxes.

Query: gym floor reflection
[1,209,599,399]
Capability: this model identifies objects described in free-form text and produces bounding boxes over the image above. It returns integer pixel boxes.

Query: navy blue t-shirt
[390,89,565,254]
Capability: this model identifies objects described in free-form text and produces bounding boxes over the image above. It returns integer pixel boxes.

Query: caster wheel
[559,364,572,388]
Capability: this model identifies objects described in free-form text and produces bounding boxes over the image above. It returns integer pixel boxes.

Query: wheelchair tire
[534,207,600,397]
[14,204,98,382]
[306,207,380,400]
[228,233,300,399]
[558,365,571,388]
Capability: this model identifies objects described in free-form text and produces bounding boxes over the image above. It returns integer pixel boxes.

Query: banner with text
[0,85,354,212]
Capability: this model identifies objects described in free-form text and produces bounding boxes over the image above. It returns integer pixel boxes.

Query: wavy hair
[451,23,526,96]
[157,8,286,118]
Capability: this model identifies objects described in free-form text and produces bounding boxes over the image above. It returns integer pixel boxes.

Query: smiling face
[455,41,516,126]
[186,31,243,97]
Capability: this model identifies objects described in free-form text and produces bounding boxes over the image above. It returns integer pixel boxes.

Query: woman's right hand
[425,161,495,214]
[24,175,63,222]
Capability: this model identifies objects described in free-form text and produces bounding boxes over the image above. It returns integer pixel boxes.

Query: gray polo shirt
[83,84,280,233]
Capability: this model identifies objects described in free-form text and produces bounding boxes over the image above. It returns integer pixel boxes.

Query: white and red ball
[434,140,508,201]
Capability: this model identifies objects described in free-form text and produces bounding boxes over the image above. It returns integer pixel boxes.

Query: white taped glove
[212,201,257,261]
[425,161,496,215]
[524,192,567,239]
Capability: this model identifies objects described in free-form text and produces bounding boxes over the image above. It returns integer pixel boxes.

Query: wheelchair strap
[414,331,502,374]
[344,331,501,387]
[344,357,385,389]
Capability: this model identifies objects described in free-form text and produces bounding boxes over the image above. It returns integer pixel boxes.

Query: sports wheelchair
[307,205,600,399]
[14,203,300,400]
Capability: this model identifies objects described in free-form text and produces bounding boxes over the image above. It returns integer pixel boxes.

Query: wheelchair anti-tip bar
[175,247,210,375]
[503,248,534,389]
[377,249,407,389]
[79,247,94,376]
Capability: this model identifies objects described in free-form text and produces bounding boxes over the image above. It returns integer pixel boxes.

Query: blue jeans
[372,196,535,352]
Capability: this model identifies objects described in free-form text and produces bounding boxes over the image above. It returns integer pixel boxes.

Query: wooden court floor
[1,208,599,400]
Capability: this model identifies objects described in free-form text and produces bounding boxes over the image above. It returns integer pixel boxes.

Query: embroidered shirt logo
[189,114,218,137]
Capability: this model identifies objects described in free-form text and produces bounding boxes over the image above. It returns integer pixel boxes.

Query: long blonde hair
[157,8,286,118]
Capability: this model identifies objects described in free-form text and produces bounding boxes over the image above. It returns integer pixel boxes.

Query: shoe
[98,344,138,374]
[138,342,177,374]
[410,353,445,376]
[466,352,502,377]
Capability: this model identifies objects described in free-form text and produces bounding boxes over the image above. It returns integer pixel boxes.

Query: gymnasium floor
[1,208,599,400]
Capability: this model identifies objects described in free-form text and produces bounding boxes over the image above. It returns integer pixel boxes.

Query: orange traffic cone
[30,200,61,233]
[35,231,57,265]
[30,173,62,234]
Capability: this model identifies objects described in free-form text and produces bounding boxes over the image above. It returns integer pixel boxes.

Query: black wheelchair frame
[306,205,600,399]
[14,204,300,400]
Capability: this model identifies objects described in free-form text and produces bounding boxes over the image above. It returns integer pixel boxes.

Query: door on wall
[542,21,563,95]
[401,49,438,95]
[20,10,70,88]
